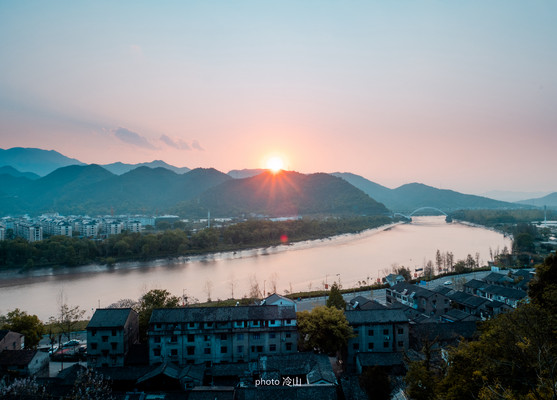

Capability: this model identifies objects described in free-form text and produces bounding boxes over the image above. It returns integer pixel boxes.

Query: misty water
[0,216,511,320]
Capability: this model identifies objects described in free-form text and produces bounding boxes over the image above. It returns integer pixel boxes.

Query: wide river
[0,216,511,320]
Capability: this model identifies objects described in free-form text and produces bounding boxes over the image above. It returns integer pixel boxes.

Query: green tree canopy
[138,289,181,341]
[296,306,354,355]
[326,282,346,310]
[1,309,44,349]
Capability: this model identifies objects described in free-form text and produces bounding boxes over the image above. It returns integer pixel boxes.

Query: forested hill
[0,165,232,215]
[333,172,523,212]
[173,170,389,218]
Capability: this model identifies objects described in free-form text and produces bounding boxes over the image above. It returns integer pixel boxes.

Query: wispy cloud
[160,134,191,150]
[113,127,155,149]
[192,140,204,151]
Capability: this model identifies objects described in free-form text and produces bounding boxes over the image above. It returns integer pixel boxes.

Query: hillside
[227,169,266,179]
[175,170,390,217]
[333,172,522,212]
[0,165,231,215]
[0,166,40,180]
[517,192,557,209]
[0,147,84,176]
[101,160,190,175]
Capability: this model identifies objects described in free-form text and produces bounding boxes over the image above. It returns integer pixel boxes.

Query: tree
[528,253,557,309]
[1,309,44,349]
[297,306,354,355]
[138,289,181,341]
[50,302,86,342]
[326,282,346,310]
[67,368,113,400]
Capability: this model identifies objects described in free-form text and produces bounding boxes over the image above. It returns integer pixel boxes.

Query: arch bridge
[394,206,448,220]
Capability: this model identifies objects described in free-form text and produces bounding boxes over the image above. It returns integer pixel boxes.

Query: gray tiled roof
[464,279,486,290]
[447,291,488,308]
[482,285,527,300]
[345,309,408,325]
[150,305,296,324]
[87,308,136,328]
[0,350,38,366]
[390,282,436,298]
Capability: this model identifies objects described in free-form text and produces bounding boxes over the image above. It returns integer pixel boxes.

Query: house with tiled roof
[0,349,49,377]
[87,308,139,368]
[0,330,24,352]
[345,309,409,362]
[148,305,297,366]
[386,282,450,318]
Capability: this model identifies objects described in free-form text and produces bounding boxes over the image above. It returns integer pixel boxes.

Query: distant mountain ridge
[101,160,190,175]
[332,172,524,212]
[0,147,85,176]
[0,166,40,180]
[227,169,266,179]
[174,171,390,218]
[517,192,557,209]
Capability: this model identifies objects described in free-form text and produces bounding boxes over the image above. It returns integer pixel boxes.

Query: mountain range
[0,147,553,216]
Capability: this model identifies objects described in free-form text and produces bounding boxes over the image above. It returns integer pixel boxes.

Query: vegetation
[326,282,346,310]
[0,309,44,349]
[0,216,392,269]
[296,306,354,354]
[137,289,181,341]
[404,254,557,400]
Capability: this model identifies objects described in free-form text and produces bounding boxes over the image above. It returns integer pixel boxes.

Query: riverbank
[0,221,402,284]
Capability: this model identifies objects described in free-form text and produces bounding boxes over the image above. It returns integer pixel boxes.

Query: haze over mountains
[0,147,554,216]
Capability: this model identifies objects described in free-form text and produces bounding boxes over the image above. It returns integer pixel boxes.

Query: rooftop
[150,305,296,324]
[87,308,137,329]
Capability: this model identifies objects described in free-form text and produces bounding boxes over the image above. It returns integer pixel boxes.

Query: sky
[0,1,555,195]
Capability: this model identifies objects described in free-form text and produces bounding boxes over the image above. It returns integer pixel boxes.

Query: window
[270,344,276,352]
[368,343,374,350]
[269,333,276,339]
[204,335,210,342]
[153,348,161,356]
[171,349,178,356]
[170,335,178,343]
[220,346,227,354]
[187,346,195,355]
[204,348,211,354]
[91,329,97,336]
[188,322,195,328]
[353,343,359,350]
[397,341,404,348]
[91,343,97,350]
[187,334,194,343]
[112,329,117,336]
[111,342,117,350]
[155,323,162,329]
[383,342,389,348]
[398,328,404,335]
[154,336,161,343]
[383,329,389,335]
[102,336,108,343]
[252,333,260,340]
[285,333,291,338]
[237,345,244,353]
[368,329,374,336]
[237,334,244,340]
[220,334,227,340]
[205,322,213,328]
[286,343,292,351]
[256,346,263,352]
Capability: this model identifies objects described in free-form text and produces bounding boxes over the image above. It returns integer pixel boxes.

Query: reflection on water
[0,216,511,320]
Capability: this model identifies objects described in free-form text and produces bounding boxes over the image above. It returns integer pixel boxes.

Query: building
[87,308,139,368]
[148,305,298,366]
[0,350,49,377]
[14,222,43,242]
[345,309,409,362]
[0,225,5,241]
[386,282,450,318]
[0,330,24,352]
[261,293,297,311]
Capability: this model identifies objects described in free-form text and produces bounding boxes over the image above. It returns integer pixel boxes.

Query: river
[0,216,511,320]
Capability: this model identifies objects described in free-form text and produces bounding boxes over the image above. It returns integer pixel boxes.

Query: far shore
[0,221,403,285]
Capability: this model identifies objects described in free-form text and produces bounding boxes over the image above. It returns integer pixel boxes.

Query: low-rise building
[386,282,450,318]
[345,309,409,362]
[148,305,298,366]
[87,308,139,368]
[0,350,49,377]
[0,330,24,352]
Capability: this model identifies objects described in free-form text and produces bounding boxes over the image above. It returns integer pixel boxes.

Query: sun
[266,156,284,173]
